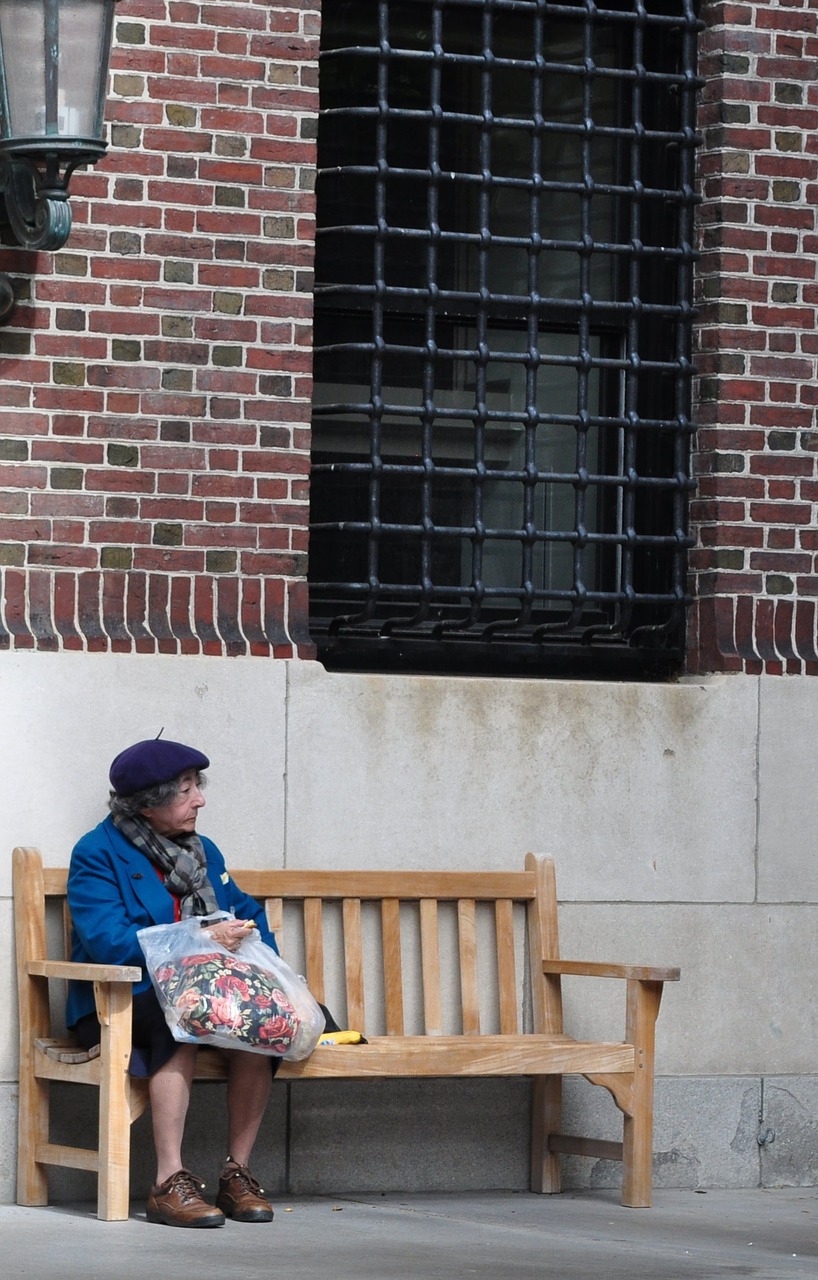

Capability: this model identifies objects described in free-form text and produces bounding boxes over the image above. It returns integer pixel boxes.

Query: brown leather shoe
[216,1161,274,1222]
[146,1168,225,1228]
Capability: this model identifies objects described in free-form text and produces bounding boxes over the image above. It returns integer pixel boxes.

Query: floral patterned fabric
[138,914,325,1060]
[153,951,299,1055]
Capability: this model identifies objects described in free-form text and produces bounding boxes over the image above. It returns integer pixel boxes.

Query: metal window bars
[309,0,702,676]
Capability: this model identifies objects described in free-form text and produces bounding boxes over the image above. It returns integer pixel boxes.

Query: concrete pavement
[2,1189,817,1279]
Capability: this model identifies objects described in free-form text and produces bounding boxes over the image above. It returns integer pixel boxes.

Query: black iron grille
[309,0,702,676]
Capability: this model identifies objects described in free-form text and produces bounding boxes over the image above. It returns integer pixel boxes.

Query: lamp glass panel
[0,0,46,139]
[56,0,113,137]
[0,0,113,139]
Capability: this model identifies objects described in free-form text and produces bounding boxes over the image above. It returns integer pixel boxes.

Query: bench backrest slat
[457,900,480,1034]
[495,899,518,1036]
[265,897,284,943]
[61,900,73,964]
[419,899,442,1035]
[342,899,366,1030]
[304,898,325,1004]
[382,899,404,1035]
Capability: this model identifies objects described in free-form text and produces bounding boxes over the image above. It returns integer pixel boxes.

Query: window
[309,0,702,676]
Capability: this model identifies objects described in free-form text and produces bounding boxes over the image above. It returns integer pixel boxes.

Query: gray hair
[108,771,207,819]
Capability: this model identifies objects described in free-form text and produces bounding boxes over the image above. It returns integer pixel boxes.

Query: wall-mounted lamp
[0,0,118,323]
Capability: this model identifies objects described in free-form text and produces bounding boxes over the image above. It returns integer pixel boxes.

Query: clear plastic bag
[137,913,325,1061]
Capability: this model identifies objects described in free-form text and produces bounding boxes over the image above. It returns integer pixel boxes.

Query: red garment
[151,864,182,921]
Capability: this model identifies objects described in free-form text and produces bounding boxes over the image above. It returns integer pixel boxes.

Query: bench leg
[621,979,663,1208]
[16,971,50,1208]
[530,1075,562,1193]
[95,983,135,1221]
[16,1068,50,1207]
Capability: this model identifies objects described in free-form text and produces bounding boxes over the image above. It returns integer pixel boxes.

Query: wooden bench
[13,845,679,1220]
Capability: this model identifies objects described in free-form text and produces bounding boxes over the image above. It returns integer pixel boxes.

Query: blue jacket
[66,816,279,1028]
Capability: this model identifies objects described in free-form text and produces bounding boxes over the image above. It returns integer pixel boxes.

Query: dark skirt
[72,987,185,1078]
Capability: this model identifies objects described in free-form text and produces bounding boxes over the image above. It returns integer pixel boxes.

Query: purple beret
[109,738,210,796]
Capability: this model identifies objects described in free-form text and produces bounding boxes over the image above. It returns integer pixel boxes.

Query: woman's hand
[205,919,256,953]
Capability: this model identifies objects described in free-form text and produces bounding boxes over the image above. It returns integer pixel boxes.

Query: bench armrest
[26,960,142,983]
[542,960,680,983]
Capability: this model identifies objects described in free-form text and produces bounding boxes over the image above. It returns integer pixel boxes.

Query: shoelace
[223,1165,264,1196]
[166,1169,207,1202]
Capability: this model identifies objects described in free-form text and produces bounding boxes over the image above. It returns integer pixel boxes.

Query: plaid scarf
[112,813,220,918]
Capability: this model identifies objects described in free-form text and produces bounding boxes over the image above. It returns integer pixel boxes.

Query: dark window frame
[309,0,703,678]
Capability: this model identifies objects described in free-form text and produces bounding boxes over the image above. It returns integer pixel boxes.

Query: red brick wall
[690,0,818,673]
[0,0,319,655]
[3,2,816,673]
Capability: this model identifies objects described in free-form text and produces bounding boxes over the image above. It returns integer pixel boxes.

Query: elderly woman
[66,736,278,1228]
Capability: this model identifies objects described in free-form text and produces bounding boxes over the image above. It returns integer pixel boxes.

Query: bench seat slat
[33,1034,633,1084]
[33,1053,102,1085]
[277,1035,635,1080]
[35,1037,100,1064]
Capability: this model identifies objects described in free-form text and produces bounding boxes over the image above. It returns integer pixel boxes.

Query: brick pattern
[690,0,818,673]
[4,2,816,673]
[0,0,319,656]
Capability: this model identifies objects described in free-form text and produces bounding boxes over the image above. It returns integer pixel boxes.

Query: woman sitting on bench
[66,735,278,1229]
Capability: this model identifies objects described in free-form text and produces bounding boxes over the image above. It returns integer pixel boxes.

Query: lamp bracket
[0,270,13,324]
[0,153,73,252]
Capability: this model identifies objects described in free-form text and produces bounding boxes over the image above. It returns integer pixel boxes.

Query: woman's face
[141,769,206,837]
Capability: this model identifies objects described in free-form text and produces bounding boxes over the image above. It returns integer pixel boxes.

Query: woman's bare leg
[224,1051,273,1166]
[148,1044,198,1183]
